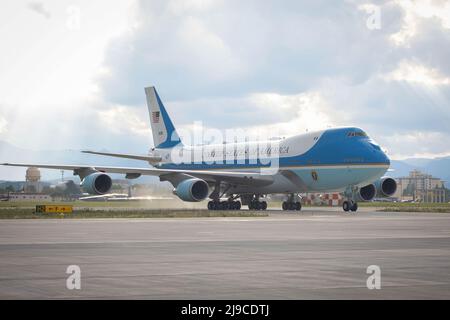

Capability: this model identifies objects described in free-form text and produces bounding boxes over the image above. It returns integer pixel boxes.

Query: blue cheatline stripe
[154,89,182,149]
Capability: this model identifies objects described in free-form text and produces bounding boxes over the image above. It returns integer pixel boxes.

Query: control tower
[24,167,42,193]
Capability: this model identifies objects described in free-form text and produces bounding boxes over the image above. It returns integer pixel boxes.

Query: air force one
[2,87,397,212]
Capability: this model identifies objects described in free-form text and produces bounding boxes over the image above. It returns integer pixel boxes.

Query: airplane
[1,86,397,212]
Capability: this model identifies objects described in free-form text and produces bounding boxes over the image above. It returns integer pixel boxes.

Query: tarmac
[1,208,450,299]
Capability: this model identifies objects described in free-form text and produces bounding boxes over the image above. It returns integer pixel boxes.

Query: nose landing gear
[343,186,359,212]
[342,200,358,212]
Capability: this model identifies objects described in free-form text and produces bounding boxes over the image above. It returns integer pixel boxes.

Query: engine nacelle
[374,176,397,198]
[175,178,209,202]
[80,172,112,195]
[355,184,376,201]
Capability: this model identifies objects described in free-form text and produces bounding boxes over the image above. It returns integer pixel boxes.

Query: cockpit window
[347,131,367,137]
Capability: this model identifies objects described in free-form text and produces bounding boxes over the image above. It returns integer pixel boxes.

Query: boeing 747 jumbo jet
[2,87,396,212]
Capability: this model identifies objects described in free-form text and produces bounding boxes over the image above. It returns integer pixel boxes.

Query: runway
[1,209,450,299]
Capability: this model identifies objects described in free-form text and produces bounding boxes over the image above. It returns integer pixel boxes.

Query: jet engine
[175,178,209,202]
[355,183,376,201]
[80,172,113,195]
[374,176,397,198]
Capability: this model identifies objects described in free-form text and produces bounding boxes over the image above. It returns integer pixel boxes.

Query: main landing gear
[282,193,302,211]
[212,194,267,211]
[245,194,267,211]
[207,200,241,210]
[207,182,241,210]
[248,199,267,211]
[282,201,301,211]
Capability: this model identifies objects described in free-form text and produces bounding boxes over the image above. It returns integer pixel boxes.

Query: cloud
[2,0,450,162]
[0,116,7,134]
[172,90,335,144]
[98,0,405,104]
[390,0,450,46]
[90,0,450,159]
[98,105,151,138]
[318,75,450,134]
[0,100,151,154]
[384,131,450,159]
[0,1,141,153]
[384,60,450,86]
[27,1,51,19]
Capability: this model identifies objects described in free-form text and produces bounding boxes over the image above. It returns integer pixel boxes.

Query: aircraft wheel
[343,201,350,212]
[282,201,288,210]
[207,201,214,210]
[235,201,241,210]
[351,202,358,212]
[254,201,261,210]
[295,202,301,211]
[261,201,267,210]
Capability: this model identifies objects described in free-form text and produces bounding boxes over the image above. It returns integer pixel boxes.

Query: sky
[0,0,450,160]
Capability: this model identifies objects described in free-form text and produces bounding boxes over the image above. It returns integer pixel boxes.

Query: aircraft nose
[381,149,391,165]
[367,142,390,165]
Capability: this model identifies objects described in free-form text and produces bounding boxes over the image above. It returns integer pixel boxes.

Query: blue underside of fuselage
[291,166,387,191]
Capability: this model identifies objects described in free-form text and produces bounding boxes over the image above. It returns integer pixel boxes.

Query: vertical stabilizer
[145,86,182,149]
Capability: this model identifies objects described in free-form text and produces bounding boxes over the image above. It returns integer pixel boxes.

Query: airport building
[1,167,53,202]
[394,169,447,203]
[7,193,52,202]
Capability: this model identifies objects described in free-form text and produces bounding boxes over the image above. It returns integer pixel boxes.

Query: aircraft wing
[1,163,274,186]
[82,150,162,163]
